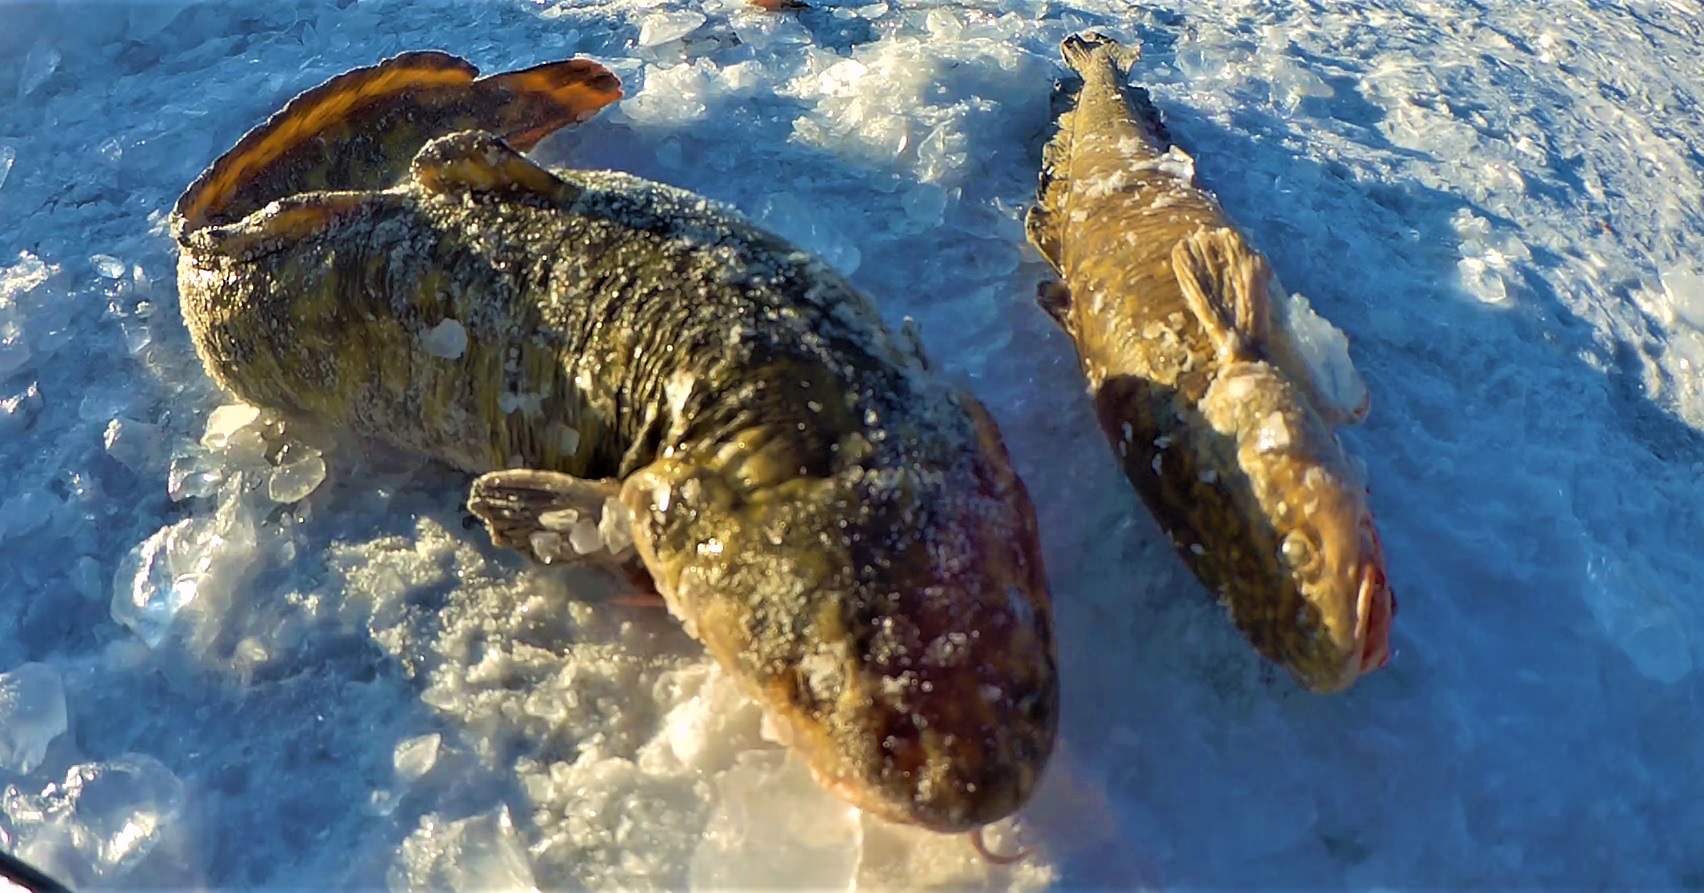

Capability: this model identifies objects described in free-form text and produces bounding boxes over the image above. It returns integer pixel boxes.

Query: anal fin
[1171,226,1272,364]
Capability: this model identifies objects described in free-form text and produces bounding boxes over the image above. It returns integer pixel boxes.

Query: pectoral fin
[1171,226,1272,364]
[411,131,581,202]
[1036,279,1073,330]
[467,468,637,568]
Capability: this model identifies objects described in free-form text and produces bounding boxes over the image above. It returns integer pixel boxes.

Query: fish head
[618,394,1059,833]
[1275,466,1395,693]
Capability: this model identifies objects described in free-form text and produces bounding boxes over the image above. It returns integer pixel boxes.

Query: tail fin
[1060,31,1142,80]
[479,58,624,151]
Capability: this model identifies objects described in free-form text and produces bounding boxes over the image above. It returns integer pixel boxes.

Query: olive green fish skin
[175,133,1058,833]
[1026,33,1387,693]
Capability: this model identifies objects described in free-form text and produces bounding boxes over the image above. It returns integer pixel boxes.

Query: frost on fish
[1023,31,1392,693]
[172,54,1058,840]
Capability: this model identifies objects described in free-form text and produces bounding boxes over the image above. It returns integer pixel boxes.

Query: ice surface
[1661,267,1704,331]
[0,144,14,192]
[7,0,1704,890]
[688,751,861,890]
[0,663,68,774]
[1583,551,1693,685]
[389,805,539,893]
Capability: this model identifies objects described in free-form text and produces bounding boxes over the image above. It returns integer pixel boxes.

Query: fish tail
[479,58,624,152]
[1060,31,1142,80]
[1059,31,1167,144]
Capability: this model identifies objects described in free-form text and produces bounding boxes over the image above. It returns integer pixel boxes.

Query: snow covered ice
[4,0,1704,889]
[0,663,67,775]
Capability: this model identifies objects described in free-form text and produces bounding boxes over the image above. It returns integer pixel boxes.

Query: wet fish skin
[1025,31,1394,693]
[171,54,1059,835]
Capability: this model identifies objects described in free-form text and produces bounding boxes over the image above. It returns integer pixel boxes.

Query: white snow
[3,0,1704,889]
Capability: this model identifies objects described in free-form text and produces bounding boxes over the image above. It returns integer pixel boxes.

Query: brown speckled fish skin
[1024,32,1393,694]
[171,56,1058,834]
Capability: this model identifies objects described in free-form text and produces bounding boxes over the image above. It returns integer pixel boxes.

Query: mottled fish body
[1024,32,1394,693]
[172,52,1058,837]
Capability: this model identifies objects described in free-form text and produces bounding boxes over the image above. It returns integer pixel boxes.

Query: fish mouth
[1352,560,1393,676]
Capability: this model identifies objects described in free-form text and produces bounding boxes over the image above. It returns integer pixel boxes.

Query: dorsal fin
[481,58,624,151]
[173,51,479,235]
[411,131,579,202]
[172,52,622,238]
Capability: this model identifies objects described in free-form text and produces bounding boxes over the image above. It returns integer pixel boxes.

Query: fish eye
[1279,530,1319,572]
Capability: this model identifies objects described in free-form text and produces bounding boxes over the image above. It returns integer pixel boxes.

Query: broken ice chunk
[568,516,604,555]
[637,10,707,46]
[597,498,633,554]
[0,144,14,191]
[90,255,126,280]
[388,804,539,893]
[76,391,132,424]
[1273,287,1369,424]
[0,662,68,774]
[393,733,441,784]
[111,508,257,649]
[267,442,327,504]
[200,402,261,450]
[55,755,186,878]
[1584,551,1693,685]
[104,417,165,473]
[166,451,222,501]
[111,521,204,648]
[420,318,468,360]
[0,380,41,436]
[0,485,58,543]
[18,40,60,98]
